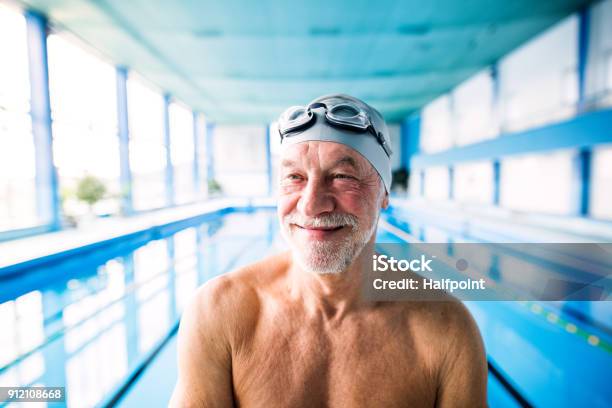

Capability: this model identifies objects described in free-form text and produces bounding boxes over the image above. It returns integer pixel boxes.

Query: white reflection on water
[137,290,170,354]
[173,228,198,312]
[63,259,126,353]
[0,290,45,385]
[66,323,127,407]
[134,239,169,301]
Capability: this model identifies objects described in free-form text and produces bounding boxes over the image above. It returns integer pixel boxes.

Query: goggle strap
[374,130,393,157]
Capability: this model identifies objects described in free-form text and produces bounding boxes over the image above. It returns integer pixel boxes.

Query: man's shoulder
[196,252,290,294]
[400,300,482,351]
[417,300,476,329]
[187,251,292,339]
[410,302,487,404]
[197,250,290,298]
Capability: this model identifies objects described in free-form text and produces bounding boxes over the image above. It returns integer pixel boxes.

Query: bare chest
[231,307,438,408]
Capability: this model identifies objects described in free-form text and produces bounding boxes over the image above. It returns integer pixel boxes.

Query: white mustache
[284,212,359,229]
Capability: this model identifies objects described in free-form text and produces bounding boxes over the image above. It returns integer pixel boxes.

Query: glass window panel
[453,69,498,146]
[499,16,578,132]
[590,145,612,220]
[48,34,119,217]
[409,169,422,198]
[607,52,612,91]
[214,125,268,196]
[0,5,37,231]
[454,161,494,205]
[585,0,612,108]
[420,95,454,153]
[423,166,449,201]
[500,150,574,215]
[169,101,194,204]
[194,113,208,198]
[127,76,166,210]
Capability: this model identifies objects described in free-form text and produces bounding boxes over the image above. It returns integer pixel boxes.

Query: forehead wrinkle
[279,143,317,172]
[312,143,370,174]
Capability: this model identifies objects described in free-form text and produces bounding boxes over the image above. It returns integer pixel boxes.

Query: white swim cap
[278,94,392,193]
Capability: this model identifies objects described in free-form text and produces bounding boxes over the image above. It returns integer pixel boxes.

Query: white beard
[281,212,379,274]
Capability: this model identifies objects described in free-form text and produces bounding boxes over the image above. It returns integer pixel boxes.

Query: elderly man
[170,94,487,407]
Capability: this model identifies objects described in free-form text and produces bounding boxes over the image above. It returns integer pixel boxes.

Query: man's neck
[287,240,376,322]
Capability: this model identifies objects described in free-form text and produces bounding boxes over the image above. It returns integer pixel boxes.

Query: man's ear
[381,191,389,209]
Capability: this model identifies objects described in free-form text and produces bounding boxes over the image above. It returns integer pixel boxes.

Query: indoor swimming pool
[0,208,287,407]
[1,206,610,407]
[2,0,612,406]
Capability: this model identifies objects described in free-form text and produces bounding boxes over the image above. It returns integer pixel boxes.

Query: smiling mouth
[295,225,344,232]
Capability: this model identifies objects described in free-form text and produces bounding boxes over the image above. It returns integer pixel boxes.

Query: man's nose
[297,177,334,217]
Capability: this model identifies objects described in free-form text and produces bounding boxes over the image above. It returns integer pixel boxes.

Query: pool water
[0,210,284,407]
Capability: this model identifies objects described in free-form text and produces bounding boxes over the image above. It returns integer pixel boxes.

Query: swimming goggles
[277,101,393,158]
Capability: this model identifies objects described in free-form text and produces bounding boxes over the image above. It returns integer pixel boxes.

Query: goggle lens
[327,103,369,130]
[278,105,313,135]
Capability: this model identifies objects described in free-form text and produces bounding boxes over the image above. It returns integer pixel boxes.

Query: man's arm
[169,280,235,407]
[436,303,488,407]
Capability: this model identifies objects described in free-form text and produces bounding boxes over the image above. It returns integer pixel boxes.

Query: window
[0,5,37,232]
[500,150,574,215]
[590,145,612,220]
[585,0,612,108]
[409,169,422,198]
[48,34,119,217]
[169,101,195,204]
[214,125,268,196]
[127,76,166,210]
[452,69,498,146]
[194,113,208,198]
[420,94,454,153]
[423,166,449,201]
[454,161,494,205]
[499,16,578,132]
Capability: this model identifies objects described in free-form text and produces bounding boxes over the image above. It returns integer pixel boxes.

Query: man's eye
[286,174,303,181]
[333,174,355,180]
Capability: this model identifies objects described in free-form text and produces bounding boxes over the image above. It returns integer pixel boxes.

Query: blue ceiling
[18,0,592,123]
